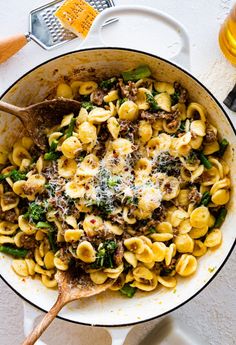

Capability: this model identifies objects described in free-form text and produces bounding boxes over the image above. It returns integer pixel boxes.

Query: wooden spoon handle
[0,100,26,120]
[0,33,29,64]
[21,295,67,345]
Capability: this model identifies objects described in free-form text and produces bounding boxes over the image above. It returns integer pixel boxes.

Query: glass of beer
[219,4,236,65]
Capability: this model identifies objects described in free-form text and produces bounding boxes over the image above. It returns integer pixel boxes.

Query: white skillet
[0,6,235,345]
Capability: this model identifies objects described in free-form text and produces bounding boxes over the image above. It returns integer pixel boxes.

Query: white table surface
[0,0,236,344]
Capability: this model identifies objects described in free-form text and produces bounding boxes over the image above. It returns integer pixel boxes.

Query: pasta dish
[0,65,230,297]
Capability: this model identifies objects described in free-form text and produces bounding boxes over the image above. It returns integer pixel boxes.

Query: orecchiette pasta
[77,121,97,144]
[0,221,18,235]
[151,233,173,242]
[154,81,175,95]
[104,263,124,279]
[0,66,230,297]
[112,138,133,155]
[25,258,36,276]
[176,254,197,277]
[12,259,29,277]
[204,229,222,247]
[160,176,180,201]
[189,226,208,239]
[61,137,82,159]
[79,81,98,95]
[157,222,173,234]
[136,244,154,263]
[138,120,153,143]
[190,206,210,228]
[138,186,161,213]
[124,251,138,268]
[90,271,108,284]
[131,271,158,291]
[154,93,171,112]
[165,243,176,266]
[58,156,77,178]
[1,193,19,211]
[190,120,206,137]
[135,88,151,110]
[118,100,139,121]
[174,234,194,253]
[64,229,83,242]
[56,83,73,99]
[76,108,88,124]
[158,275,177,288]
[193,240,207,257]
[187,102,206,122]
[107,117,120,139]
[41,275,57,288]
[152,242,166,262]
[104,90,119,103]
[203,141,220,155]
[54,256,69,271]
[88,107,112,124]
[44,251,55,269]
[124,237,145,254]
[211,189,229,205]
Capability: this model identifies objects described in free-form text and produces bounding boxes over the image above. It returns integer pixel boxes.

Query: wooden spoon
[22,269,113,345]
[0,99,81,150]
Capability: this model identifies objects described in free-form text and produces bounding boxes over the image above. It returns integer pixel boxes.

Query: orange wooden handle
[0,33,29,64]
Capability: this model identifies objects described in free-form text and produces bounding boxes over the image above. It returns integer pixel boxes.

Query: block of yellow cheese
[55,0,98,38]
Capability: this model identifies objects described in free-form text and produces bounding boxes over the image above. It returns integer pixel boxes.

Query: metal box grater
[29,0,116,49]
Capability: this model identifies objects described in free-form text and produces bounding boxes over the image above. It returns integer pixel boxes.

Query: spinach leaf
[81,101,95,112]
[120,283,137,298]
[91,240,117,269]
[171,91,180,105]
[65,117,76,138]
[146,93,161,111]
[44,140,61,161]
[122,65,151,82]
[24,202,46,222]
[9,169,27,182]
[100,77,117,89]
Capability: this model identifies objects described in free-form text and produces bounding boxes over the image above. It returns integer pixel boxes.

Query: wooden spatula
[0,99,81,150]
[21,270,113,345]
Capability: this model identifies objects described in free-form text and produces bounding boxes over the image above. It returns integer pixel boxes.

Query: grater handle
[0,33,30,64]
[81,5,190,70]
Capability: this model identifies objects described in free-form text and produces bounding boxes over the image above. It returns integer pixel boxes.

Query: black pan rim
[0,46,235,328]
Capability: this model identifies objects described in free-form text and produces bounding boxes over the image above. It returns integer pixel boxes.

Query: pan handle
[23,302,131,345]
[105,326,132,345]
[23,300,131,345]
[81,5,190,70]
[23,302,47,345]
[22,302,203,344]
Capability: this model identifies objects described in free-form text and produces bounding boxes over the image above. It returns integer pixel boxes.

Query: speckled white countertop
[0,0,236,344]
